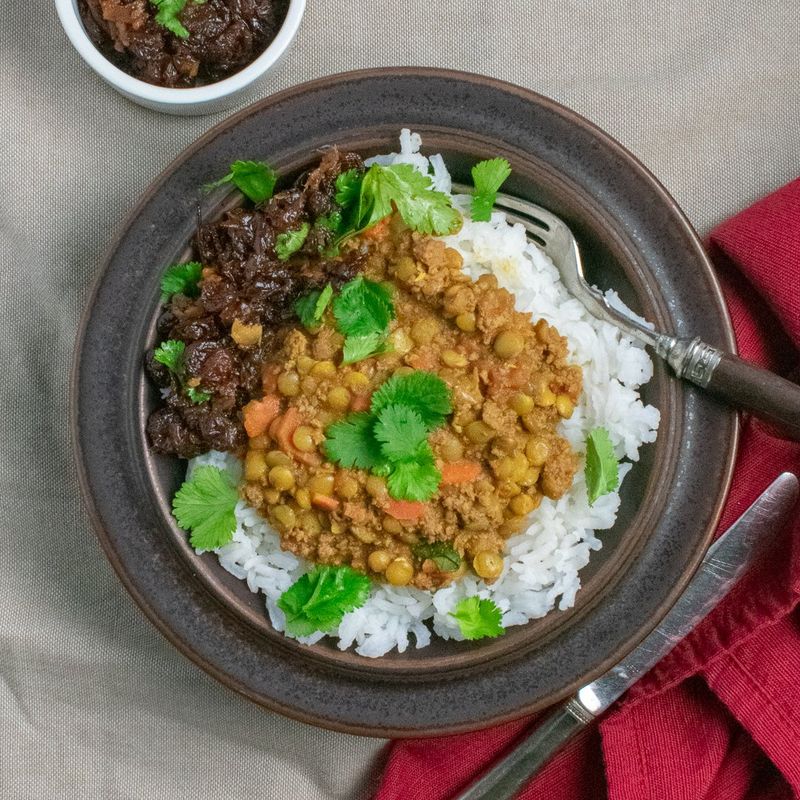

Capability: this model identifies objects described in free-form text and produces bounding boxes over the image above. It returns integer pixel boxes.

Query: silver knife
[454,472,799,800]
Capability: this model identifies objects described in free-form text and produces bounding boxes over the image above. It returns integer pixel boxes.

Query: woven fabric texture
[1,1,799,798]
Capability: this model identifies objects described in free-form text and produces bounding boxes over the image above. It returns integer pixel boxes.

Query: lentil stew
[241,215,582,590]
[146,146,582,593]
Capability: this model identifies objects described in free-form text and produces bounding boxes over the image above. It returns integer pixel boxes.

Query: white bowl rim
[54,0,306,106]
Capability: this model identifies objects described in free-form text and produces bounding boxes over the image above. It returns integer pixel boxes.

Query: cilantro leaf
[335,168,363,209]
[322,371,450,500]
[294,292,320,329]
[160,261,203,302]
[450,597,504,640]
[386,444,441,501]
[323,412,387,471]
[370,371,452,430]
[314,284,334,319]
[154,339,211,402]
[332,164,461,244]
[294,283,333,329]
[342,332,392,365]
[356,164,400,230]
[151,0,192,38]
[278,564,371,637]
[316,210,343,234]
[314,211,345,252]
[334,276,395,363]
[470,158,512,222]
[206,160,278,204]
[153,339,185,373]
[412,541,461,572]
[358,164,461,236]
[333,276,394,338]
[228,160,278,203]
[172,466,238,551]
[585,427,619,505]
[186,386,211,404]
[373,405,428,461]
[275,222,310,261]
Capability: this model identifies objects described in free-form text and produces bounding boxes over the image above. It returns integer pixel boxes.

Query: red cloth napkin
[374,179,800,800]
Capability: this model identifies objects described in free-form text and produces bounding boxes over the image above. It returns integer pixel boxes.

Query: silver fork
[452,184,800,439]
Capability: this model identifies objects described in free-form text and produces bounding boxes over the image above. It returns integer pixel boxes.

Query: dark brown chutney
[145,149,367,458]
[78,0,289,88]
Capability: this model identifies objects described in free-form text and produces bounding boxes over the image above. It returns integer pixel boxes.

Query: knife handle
[451,698,593,800]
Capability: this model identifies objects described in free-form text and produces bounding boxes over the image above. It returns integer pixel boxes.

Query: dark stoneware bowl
[73,68,737,736]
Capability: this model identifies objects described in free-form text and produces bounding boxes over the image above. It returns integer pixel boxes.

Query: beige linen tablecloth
[2,1,798,798]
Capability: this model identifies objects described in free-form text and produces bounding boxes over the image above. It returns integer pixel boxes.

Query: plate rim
[71,66,738,737]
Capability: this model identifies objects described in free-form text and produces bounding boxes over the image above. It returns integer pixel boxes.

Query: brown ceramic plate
[73,68,737,736]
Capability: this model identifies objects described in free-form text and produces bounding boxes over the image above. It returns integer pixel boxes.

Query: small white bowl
[55,0,306,115]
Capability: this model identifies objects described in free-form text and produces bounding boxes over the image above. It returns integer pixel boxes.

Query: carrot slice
[384,499,427,521]
[405,350,437,371]
[349,392,372,412]
[274,406,301,453]
[242,395,281,438]
[261,364,281,394]
[440,460,482,485]
[362,215,391,241]
[311,494,339,511]
[487,365,527,397]
[268,413,283,439]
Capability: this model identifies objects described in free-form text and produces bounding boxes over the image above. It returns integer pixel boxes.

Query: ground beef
[78,0,289,88]
[146,149,366,458]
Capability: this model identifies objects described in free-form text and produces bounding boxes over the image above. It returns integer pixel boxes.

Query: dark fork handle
[657,336,800,440]
[704,352,800,439]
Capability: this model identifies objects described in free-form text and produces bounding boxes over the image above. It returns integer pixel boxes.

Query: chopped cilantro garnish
[294,283,333,329]
[153,339,185,373]
[332,276,395,364]
[323,412,388,471]
[315,284,334,317]
[333,276,394,338]
[323,372,452,502]
[278,564,371,637]
[316,210,343,234]
[342,332,392,365]
[334,169,363,213]
[275,222,310,261]
[373,405,427,461]
[205,160,278,204]
[294,293,318,329]
[358,163,461,236]
[150,0,202,38]
[470,157,512,222]
[160,261,203,303]
[331,163,461,244]
[370,371,452,430]
[386,445,441,501]
[314,211,345,253]
[172,466,238,551]
[584,427,619,505]
[450,597,504,640]
[153,339,214,404]
[186,386,211,404]
[412,542,461,572]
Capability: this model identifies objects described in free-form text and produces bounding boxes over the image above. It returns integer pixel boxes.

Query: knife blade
[453,472,799,800]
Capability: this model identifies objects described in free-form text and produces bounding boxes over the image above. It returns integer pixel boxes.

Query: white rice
[188,131,660,657]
